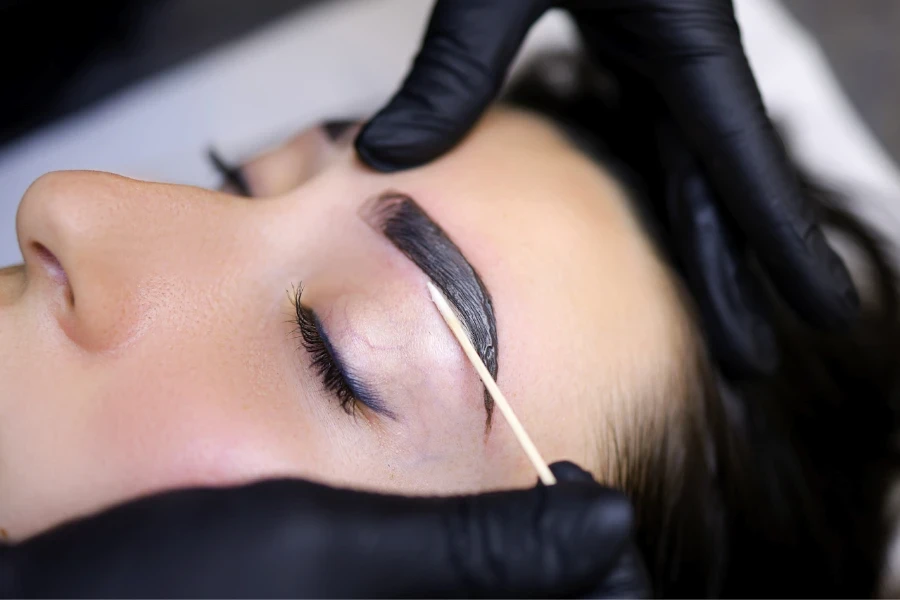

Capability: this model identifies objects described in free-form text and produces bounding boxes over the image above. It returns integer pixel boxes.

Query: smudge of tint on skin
[359,191,499,429]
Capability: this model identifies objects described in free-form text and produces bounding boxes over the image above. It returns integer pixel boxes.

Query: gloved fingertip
[355,115,457,173]
[548,461,595,484]
[354,128,409,173]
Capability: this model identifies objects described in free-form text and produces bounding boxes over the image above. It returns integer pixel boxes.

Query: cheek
[0,332,308,540]
[81,314,323,497]
[90,367,287,493]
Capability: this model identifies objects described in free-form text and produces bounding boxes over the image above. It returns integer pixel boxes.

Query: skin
[0,107,697,541]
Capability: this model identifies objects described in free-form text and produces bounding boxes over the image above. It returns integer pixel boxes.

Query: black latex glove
[0,462,649,598]
[355,0,859,376]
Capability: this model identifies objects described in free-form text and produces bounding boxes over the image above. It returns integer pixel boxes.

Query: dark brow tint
[363,191,499,429]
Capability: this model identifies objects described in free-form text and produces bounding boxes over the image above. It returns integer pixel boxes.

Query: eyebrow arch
[361,191,499,428]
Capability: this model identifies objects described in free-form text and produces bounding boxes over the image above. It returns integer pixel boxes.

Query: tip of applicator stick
[426,281,556,485]
[426,280,442,304]
[427,281,470,340]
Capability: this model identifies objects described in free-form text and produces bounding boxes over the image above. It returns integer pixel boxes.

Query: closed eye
[291,284,396,420]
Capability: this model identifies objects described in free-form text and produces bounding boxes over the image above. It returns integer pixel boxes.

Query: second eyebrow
[362,191,499,428]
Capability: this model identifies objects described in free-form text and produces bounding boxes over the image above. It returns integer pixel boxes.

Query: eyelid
[293,288,397,420]
[312,311,397,419]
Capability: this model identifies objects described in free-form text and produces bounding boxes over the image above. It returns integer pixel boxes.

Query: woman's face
[0,108,693,540]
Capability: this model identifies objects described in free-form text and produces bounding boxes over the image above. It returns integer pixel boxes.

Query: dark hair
[505,53,900,597]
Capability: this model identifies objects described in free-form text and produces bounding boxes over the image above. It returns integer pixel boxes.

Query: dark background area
[0,0,898,161]
[0,0,322,144]
[784,0,900,164]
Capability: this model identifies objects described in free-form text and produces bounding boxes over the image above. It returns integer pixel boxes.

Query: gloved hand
[355,0,859,377]
[0,462,649,598]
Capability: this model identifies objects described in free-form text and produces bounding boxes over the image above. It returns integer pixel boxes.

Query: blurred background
[1,0,899,267]
[785,0,899,160]
[1,0,896,157]
[0,0,319,146]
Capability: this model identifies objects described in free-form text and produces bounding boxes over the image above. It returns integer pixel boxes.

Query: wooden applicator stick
[426,281,556,485]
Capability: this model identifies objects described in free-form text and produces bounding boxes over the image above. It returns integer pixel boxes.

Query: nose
[15,171,241,352]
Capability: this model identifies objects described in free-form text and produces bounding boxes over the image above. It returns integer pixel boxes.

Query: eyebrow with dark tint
[362,191,499,429]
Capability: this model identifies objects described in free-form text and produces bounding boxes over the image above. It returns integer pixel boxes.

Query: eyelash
[291,284,360,416]
[207,147,251,197]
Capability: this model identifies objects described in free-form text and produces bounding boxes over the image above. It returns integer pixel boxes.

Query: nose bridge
[19,172,192,276]
[16,171,244,351]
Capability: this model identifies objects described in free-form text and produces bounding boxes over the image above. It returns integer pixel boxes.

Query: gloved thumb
[434,462,642,597]
[548,460,596,483]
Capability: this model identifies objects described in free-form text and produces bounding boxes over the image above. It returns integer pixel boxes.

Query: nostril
[32,242,67,285]
[32,242,73,305]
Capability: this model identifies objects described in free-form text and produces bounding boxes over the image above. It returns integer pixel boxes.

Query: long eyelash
[291,284,359,416]
[207,147,252,197]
